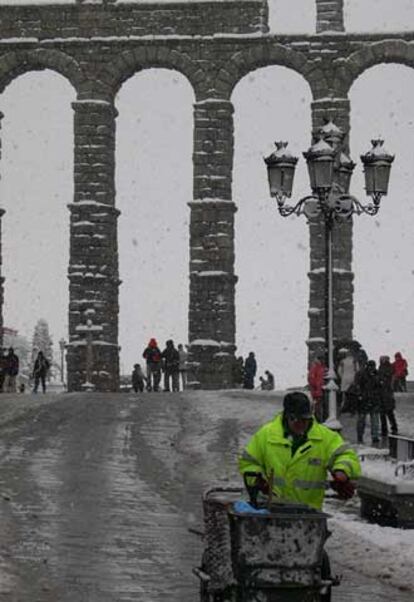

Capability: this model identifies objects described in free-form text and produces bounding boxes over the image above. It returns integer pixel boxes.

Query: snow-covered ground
[1,387,413,595]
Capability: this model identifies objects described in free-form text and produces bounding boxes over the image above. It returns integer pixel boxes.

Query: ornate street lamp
[264,122,394,430]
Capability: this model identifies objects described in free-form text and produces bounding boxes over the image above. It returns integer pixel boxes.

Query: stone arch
[115,68,194,376]
[333,39,414,97]
[215,44,326,98]
[214,43,322,101]
[0,48,84,95]
[96,46,200,100]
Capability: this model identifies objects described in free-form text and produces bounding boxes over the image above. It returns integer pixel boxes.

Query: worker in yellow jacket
[239,391,361,509]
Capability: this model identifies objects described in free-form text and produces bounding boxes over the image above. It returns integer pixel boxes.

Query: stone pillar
[68,99,120,392]
[307,98,354,362]
[0,112,4,350]
[188,99,237,389]
[316,0,344,33]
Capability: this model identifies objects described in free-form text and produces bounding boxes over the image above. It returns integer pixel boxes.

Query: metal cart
[192,485,339,602]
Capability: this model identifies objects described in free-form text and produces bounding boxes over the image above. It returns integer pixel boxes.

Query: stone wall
[0,1,269,39]
[0,0,412,389]
[316,0,344,33]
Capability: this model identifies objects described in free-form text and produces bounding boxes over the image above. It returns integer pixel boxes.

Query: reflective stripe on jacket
[238,413,361,509]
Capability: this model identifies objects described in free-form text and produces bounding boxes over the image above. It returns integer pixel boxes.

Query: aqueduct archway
[0,0,413,391]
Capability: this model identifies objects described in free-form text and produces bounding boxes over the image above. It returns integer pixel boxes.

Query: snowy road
[0,389,413,601]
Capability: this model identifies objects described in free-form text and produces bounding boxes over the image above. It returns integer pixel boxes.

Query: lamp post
[76,318,103,391]
[59,337,66,389]
[264,121,394,430]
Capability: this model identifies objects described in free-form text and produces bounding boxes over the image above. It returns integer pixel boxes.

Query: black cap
[283,392,312,420]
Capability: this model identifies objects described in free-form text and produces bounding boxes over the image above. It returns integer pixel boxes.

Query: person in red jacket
[142,338,162,392]
[308,353,326,421]
[392,351,408,392]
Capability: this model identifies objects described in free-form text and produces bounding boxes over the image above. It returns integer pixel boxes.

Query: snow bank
[327,510,414,592]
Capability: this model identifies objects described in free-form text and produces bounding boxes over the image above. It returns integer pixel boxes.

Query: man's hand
[331,470,356,500]
[256,474,270,495]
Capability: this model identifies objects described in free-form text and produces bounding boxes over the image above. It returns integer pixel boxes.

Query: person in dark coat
[131,363,146,393]
[347,340,368,371]
[32,351,50,394]
[142,338,162,392]
[4,347,19,393]
[378,355,398,436]
[161,339,180,392]
[355,359,382,445]
[243,352,257,390]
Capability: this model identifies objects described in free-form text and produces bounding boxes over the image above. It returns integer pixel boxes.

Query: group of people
[131,338,188,393]
[0,348,50,394]
[232,352,274,391]
[308,345,409,445]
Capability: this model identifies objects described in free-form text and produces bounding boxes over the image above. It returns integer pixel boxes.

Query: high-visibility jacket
[239,413,361,509]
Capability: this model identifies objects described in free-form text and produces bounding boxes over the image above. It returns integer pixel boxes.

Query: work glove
[331,470,355,500]
[255,474,270,495]
[243,472,270,500]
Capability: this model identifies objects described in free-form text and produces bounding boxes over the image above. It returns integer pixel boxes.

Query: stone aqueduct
[0,0,412,391]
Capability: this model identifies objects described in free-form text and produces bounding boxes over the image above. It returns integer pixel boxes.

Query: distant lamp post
[264,122,394,430]
[59,338,66,388]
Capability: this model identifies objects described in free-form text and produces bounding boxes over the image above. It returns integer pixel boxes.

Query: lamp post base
[323,383,342,431]
[81,381,96,392]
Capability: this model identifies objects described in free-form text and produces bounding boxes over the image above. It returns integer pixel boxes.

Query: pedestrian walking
[378,355,398,437]
[161,339,180,392]
[32,350,50,394]
[392,351,408,392]
[337,349,359,413]
[177,343,188,391]
[4,347,19,393]
[243,352,257,390]
[349,340,368,370]
[131,363,146,393]
[308,353,326,422]
[142,338,162,392]
[355,359,382,445]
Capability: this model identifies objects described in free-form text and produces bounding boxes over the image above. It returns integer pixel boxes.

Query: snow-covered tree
[31,319,53,370]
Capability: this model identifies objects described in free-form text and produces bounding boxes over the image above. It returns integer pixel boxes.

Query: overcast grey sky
[1,0,414,387]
